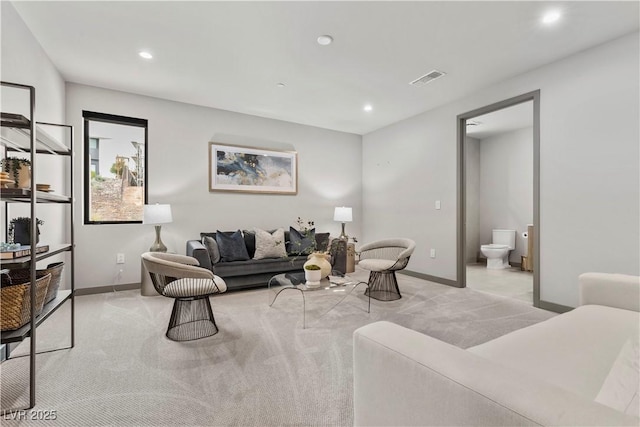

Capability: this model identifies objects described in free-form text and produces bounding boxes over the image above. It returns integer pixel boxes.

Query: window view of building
[83,111,147,224]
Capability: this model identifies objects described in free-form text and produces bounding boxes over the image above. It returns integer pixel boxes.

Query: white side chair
[358,238,416,301]
[141,252,227,341]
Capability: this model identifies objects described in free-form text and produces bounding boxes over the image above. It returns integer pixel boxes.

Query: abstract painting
[209,142,297,194]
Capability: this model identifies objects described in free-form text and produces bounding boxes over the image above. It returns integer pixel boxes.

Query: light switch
[435,200,441,210]
[430,249,436,258]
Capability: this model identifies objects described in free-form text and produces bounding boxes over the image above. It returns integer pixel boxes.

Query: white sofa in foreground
[353,273,639,426]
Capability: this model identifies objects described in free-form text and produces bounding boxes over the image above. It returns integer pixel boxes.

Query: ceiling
[466,101,533,140]
[10,1,639,135]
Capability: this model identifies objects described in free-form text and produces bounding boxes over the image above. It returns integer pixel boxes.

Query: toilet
[480,229,516,270]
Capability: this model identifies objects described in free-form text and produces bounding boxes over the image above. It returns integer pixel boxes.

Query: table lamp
[143,204,173,252]
[334,206,352,240]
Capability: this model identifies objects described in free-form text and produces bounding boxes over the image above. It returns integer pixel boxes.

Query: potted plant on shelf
[9,217,43,245]
[304,264,322,288]
[1,157,31,188]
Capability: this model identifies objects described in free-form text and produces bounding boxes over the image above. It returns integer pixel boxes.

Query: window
[83,111,148,224]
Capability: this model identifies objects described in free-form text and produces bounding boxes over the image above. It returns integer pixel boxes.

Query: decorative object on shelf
[304,264,322,288]
[209,142,297,194]
[0,272,51,331]
[334,206,353,240]
[1,263,62,304]
[8,217,43,245]
[36,183,52,192]
[0,171,15,188]
[304,252,332,279]
[143,204,172,252]
[1,157,31,188]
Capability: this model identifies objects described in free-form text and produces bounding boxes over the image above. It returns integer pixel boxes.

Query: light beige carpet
[1,268,555,426]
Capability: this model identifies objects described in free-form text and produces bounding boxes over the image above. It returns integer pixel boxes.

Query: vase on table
[304,252,331,279]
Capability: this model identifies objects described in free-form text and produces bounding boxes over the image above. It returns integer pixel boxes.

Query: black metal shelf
[0,244,72,269]
[1,80,75,413]
[1,290,72,344]
[1,113,71,156]
[0,188,71,203]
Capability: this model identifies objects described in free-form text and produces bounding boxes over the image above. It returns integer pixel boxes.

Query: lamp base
[338,222,349,240]
[150,225,167,252]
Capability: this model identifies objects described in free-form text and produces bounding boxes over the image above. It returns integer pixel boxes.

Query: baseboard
[399,270,459,287]
[537,299,573,314]
[76,282,141,296]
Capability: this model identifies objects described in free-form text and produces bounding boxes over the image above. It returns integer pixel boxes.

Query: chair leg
[166,296,219,341]
[364,271,402,301]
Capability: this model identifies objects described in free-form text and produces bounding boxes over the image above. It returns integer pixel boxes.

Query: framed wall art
[209,142,298,194]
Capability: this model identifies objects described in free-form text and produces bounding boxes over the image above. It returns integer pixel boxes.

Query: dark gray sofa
[186,229,330,291]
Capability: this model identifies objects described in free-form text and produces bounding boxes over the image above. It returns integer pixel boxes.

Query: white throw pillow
[595,336,639,417]
[253,228,287,260]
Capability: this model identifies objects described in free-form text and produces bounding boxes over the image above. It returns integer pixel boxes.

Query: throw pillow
[215,230,250,262]
[253,228,287,260]
[288,227,316,255]
[595,336,639,417]
[315,232,330,252]
[242,229,257,259]
[202,236,221,264]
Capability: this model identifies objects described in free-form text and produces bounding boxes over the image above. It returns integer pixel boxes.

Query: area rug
[1,269,555,426]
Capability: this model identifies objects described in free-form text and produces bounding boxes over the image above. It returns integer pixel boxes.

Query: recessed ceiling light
[276,83,286,88]
[364,104,373,112]
[317,35,333,46]
[542,10,561,24]
[138,51,153,59]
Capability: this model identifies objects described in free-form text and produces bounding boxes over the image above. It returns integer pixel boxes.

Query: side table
[141,257,160,296]
[332,240,356,274]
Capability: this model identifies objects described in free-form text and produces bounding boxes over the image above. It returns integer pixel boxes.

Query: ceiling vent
[409,70,446,87]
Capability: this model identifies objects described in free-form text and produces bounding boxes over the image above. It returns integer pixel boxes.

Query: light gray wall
[362,32,639,307]
[1,2,69,284]
[479,127,533,263]
[465,137,480,263]
[66,84,362,289]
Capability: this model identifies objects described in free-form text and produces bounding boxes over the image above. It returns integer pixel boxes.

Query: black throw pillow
[288,227,316,255]
[216,230,250,262]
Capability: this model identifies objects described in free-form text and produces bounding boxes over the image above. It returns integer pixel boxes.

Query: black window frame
[83,110,148,225]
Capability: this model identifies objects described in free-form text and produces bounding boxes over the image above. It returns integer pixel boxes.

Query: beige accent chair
[141,252,227,341]
[358,238,416,301]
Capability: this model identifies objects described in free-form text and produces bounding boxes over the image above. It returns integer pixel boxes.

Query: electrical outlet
[116,253,125,264]
[435,200,441,210]
[430,249,436,258]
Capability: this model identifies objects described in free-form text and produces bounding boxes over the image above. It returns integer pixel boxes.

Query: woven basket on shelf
[41,262,64,303]
[0,273,51,331]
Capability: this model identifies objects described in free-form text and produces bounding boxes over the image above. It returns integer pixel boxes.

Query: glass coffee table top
[268,271,369,328]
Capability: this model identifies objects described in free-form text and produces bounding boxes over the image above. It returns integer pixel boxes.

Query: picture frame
[209,142,298,194]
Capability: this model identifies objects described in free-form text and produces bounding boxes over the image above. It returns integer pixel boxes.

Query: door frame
[456,90,541,307]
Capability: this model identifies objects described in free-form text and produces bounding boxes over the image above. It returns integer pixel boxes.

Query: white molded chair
[358,238,416,301]
[141,252,227,341]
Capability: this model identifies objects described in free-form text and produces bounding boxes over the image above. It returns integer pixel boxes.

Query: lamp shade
[143,204,173,225]
[334,207,352,222]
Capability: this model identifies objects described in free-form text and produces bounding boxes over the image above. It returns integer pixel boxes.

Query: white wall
[465,137,480,263]
[363,32,640,307]
[1,2,69,282]
[479,127,533,263]
[66,84,362,290]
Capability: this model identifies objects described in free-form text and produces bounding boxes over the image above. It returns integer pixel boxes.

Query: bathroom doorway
[456,91,540,307]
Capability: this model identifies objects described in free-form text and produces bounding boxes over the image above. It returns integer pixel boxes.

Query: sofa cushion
[288,227,316,255]
[595,336,640,417]
[202,236,221,264]
[214,256,304,277]
[315,232,330,252]
[253,228,287,260]
[216,230,250,262]
[468,305,640,400]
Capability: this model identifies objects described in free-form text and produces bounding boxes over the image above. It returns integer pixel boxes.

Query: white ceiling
[466,101,533,140]
[11,1,639,135]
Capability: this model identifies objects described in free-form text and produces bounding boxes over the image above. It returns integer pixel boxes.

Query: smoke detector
[409,70,446,87]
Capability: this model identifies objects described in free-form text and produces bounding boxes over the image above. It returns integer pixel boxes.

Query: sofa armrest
[186,240,213,272]
[354,321,638,427]
[579,273,640,312]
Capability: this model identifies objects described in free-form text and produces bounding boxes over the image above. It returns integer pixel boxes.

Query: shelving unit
[0,81,75,412]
